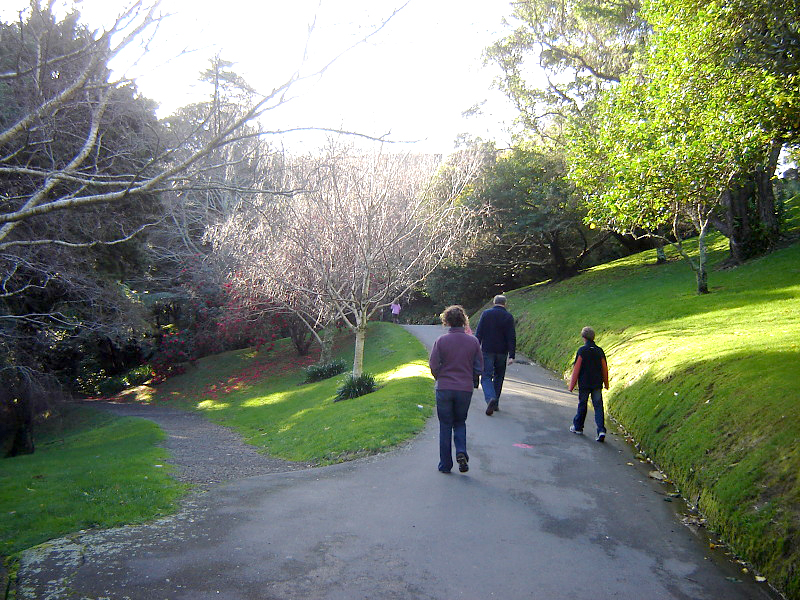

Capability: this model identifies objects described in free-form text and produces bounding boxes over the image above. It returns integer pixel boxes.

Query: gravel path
[86,401,312,488]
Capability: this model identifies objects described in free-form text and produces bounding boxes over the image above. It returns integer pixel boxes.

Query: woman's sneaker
[456,452,469,472]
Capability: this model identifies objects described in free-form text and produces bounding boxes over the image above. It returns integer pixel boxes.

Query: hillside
[484,227,800,598]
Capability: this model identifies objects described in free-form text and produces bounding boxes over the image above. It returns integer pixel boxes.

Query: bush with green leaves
[303,359,347,383]
[97,376,127,398]
[125,365,152,386]
[334,372,377,402]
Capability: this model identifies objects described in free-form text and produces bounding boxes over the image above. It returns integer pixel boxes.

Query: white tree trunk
[352,324,367,378]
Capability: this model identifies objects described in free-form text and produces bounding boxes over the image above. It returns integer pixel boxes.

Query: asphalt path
[15,325,780,599]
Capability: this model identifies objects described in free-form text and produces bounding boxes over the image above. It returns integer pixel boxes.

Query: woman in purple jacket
[428,305,484,473]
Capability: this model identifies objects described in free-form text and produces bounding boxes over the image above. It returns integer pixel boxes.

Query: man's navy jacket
[474,305,516,359]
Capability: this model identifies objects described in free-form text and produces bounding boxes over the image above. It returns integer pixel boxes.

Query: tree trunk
[656,241,667,264]
[289,325,312,356]
[548,231,572,279]
[3,397,35,457]
[571,230,612,273]
[611,231,656,254]
[10,422,35,457]
[352,324,367,378]
[714,142,782,264]
[319,327,334,364]
[696,222,710,295]
[755,139,782,246]
[714,184,754,265]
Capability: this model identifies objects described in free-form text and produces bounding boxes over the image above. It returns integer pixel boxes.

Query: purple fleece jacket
[428,327,484,392]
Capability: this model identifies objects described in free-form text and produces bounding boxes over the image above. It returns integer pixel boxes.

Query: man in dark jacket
[474,295,516,416]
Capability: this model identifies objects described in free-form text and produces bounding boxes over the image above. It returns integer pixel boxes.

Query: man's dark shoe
[485,399,498,416]
[456,452,469,473]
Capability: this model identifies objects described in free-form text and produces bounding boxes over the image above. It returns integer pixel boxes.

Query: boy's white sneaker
[596,431,606,442]
[569,425,583,435]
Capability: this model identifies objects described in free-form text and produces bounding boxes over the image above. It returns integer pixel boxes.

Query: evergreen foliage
[303,360,347,383]
[334,373,378,402]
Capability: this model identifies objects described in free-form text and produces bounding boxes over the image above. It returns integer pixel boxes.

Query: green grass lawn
[148,321,434,464]
[0,408,184,558]
[489,230,800,598]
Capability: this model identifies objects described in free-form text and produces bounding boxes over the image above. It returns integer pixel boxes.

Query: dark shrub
[97,376,127,398]
[304,360,347,383]
[125,365,152,386]
[334,372,377,402]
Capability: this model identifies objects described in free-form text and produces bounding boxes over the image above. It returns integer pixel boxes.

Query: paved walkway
[14,325,780,599]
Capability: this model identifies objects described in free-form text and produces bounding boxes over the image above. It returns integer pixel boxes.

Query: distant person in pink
[390,300,401,324]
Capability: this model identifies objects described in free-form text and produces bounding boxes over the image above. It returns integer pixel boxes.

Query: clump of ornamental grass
[334,372,377,402]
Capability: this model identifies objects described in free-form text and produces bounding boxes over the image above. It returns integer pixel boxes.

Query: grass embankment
[0,322,432,565]
[493,230,800,598]
[146,321,434,463]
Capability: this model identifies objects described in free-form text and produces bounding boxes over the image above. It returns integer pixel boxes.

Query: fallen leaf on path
[681,515,707,527]
[513,443,534,449]
[649,470,667,480]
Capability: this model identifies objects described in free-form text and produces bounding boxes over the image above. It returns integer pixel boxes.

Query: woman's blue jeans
[436,389,472,472]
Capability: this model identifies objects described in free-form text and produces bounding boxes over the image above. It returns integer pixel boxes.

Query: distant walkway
[86,400,310,488]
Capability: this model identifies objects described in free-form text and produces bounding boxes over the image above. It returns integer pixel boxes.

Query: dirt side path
[87,401,311,488]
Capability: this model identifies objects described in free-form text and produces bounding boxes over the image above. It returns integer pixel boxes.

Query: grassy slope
[148,321,434,464]
[487,226,800,597]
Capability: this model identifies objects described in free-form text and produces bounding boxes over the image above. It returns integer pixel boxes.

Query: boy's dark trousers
[573,387,606,434]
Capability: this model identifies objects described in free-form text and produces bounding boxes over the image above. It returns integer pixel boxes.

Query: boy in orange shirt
[568,326,609,442]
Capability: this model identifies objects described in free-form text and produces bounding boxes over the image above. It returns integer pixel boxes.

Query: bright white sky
[2,0,525,155]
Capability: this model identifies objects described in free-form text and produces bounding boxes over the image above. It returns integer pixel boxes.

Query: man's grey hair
[581,326,595,341]
[493,294,507,305]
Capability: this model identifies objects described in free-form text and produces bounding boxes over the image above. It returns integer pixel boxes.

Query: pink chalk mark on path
[513,443,534,449]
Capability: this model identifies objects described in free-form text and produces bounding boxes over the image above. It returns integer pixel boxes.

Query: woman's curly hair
[440,305,468,328]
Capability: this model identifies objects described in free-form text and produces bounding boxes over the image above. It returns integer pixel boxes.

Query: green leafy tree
[475,144,611,281]
[486,0,648,141]
[427,143,612,309]
[568,0,798,292]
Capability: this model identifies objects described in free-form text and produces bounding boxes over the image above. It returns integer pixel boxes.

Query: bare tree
[211,142,485,378]
[0,0,407,248]
[0,0,407,451]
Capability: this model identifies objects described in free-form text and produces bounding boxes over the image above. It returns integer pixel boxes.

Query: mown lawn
[0,409,183,557]
[148,321,434,464]
[489,227,800,598]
